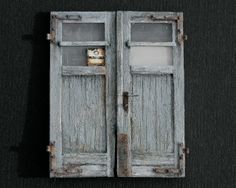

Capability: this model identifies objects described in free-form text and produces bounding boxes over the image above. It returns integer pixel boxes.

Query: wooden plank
[104,12,116,177]
[50,13,63,177]
[131,75,142,152]
[62,76,106,153]
[173,12,185,176]
[117,11,132,177]
[51,11,107,22]
[52,165,107,177]
[127,41,176,47]
[128,11,179,22]
[59,41,109,47]
[131,65,174,74]
[63,153,107,165]
[62,66,106,76]
[132,166,181,177]
[132,153,175,166]
[131,75,174,154]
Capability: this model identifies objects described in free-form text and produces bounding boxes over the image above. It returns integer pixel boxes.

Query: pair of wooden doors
[49,11,185,177]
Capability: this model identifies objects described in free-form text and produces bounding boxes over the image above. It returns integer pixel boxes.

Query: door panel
[49,12,116,177]
[117,11,185,177]
[62,76,106,154]
[131,74,174,154]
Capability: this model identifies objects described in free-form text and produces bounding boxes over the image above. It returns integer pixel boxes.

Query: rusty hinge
[175,15,187,45]
[178,34,188,44]
[51,14,82,21]
[51,166,82,177]
[153,143,189,176]
[148,15,179,21]
[153,167,181,174]
[46,31,56,43]
[47,141,56,172]
[182,146,190,155]
[47,141,55,153]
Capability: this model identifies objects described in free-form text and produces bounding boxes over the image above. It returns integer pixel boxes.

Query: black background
[0,0,235,188]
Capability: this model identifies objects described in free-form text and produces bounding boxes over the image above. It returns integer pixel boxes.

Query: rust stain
[47,141,56,172]
[153,167,181,174]
[153,143,188,176]
[117,133,131,176]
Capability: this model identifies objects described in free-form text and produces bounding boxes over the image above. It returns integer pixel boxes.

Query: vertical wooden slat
[50,13,63,176]
[173,12,185,175]
[117,11,132,176]
[105,12,116,176]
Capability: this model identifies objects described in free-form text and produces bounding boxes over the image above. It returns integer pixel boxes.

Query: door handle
[122,92,139,112]
[123,92,129,112]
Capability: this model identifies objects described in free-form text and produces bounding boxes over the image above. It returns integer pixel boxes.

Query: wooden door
[117,11,185,177]
[49,12,116,177]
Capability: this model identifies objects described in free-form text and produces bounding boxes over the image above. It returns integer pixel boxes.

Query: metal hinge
[178,34,188,44]
[153,143,189,176]
[47,141,55,153]
[47,141,56,172]
[46,31,56,43]
[153,167,181,174]
[182,146,190,155]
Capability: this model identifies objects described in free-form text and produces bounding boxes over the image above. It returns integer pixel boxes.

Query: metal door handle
[123,92,139,112]
[123,92,129,112]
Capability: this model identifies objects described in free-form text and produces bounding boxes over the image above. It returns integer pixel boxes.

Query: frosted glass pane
[62,47,104,66]
[131,23,172,42]
[130,47,173,66]
[62,23,104,41]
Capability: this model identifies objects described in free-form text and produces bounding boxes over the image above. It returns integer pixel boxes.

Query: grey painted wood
[51,11,107,22]
[132,153,175,166]
[62,75,106,153]
[63,153,107,165]
[104,12,116,177]
[173,12,185,177]
[118,11,185,177]
[129,12,180,22]
[132,166,180,177]
[59,41,109,47]
[50,11,184,178]
[53,165,107,177]
[62,66,106,76]
[116,11,132,177]
[50,13,63,177]
[127,41,176,47]
[131,75,174,154]
[50,11,116,177]
[131,65,174,74]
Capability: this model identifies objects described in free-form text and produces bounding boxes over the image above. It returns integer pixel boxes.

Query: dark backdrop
[0,0,235,188]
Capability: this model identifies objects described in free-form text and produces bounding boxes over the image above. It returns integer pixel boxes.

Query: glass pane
[62,47,105,66]
[62,23,105,41]
[131,23,172,42]
[130,47,173,66]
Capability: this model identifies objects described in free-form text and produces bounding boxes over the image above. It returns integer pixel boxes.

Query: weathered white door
[49,12,116,177]
[117,11,186,177]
